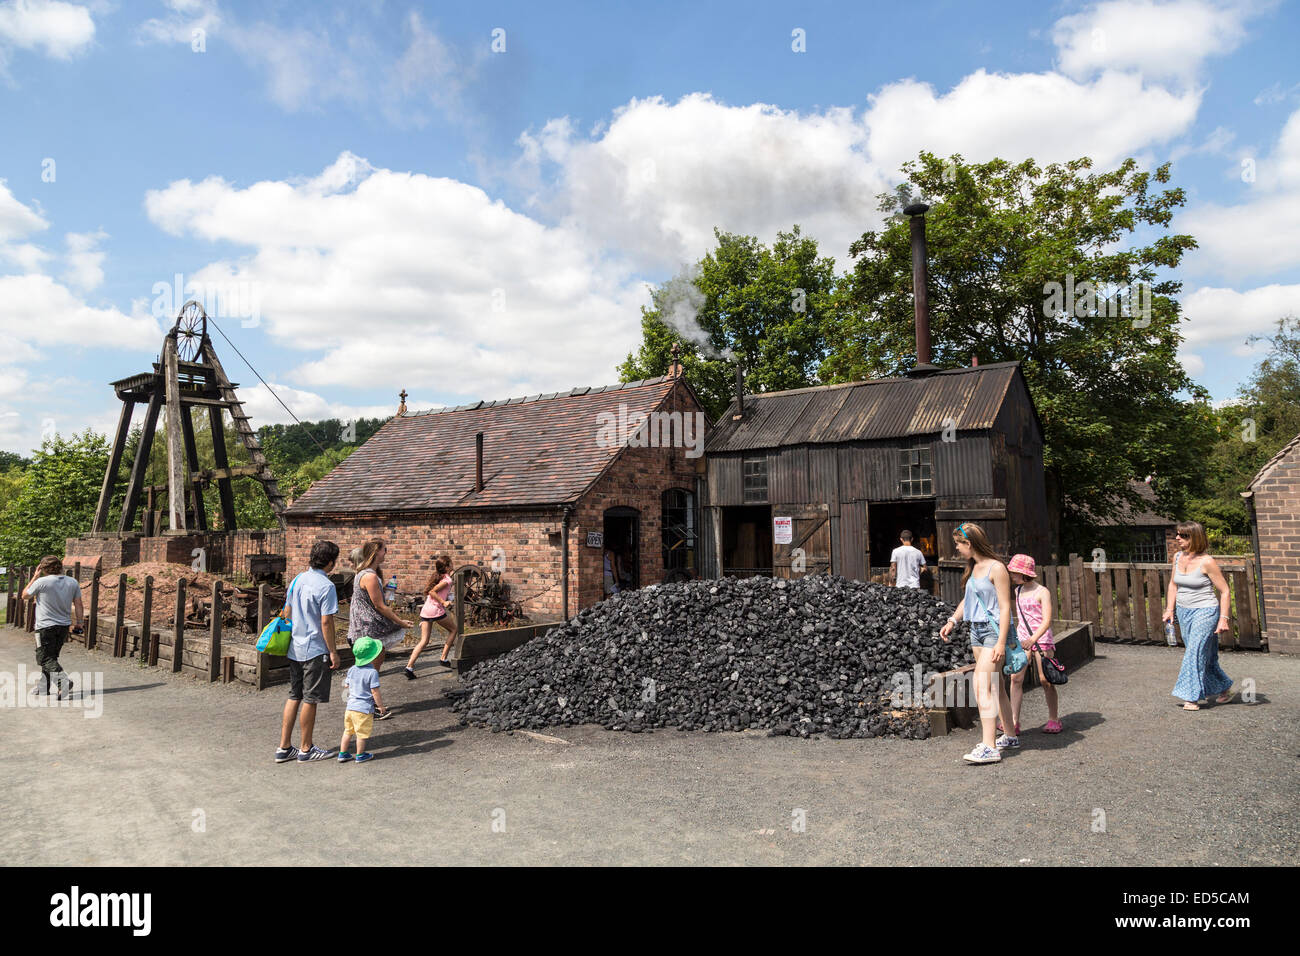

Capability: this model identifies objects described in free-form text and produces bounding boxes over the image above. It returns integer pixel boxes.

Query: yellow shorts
[343,710,374,739]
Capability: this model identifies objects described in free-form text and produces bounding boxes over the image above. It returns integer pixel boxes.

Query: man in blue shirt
[276,540,341,763]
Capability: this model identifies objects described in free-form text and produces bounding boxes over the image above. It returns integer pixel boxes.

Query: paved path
[1,626,1296,865]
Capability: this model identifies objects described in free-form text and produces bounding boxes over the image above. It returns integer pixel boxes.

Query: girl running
[1006,554,1062,734]
[405,556,457,678]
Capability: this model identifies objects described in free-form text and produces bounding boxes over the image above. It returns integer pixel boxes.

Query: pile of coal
[449,575,972,739]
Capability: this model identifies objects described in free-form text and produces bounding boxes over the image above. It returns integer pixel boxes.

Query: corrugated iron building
[699,361,1049,603]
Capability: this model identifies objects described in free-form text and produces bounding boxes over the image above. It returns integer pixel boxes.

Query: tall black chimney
[475,431,484,492]
[904,202,938,376]
[733,359,745,420]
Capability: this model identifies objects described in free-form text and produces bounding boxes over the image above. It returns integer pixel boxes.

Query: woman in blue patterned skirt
[1162,521,1234,711]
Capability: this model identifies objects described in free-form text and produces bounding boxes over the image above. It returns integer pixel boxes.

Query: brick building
[284,372,706,621]
[1246,432,1300,654]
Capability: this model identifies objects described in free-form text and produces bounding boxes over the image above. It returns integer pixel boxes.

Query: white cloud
[0,0,95,61]
[1180,283,1300,347]
[523,75,1201,272]
[144,153,650,399]
[62,228,106,291]
[1052,0,1253,84]
[522,94,886,269]
[0,179,47,241]
[863,69,1199,174]
[0,273,160,352]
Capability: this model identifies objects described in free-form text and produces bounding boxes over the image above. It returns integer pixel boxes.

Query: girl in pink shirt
[1006,553,1062,734]
[405,556,457,678]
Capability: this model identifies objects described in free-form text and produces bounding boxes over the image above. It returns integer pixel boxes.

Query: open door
[772,504,832,578]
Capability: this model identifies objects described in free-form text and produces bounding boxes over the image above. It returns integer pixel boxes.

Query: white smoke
[653,264,731,360]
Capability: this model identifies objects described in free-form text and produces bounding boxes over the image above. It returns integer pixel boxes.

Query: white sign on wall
[774,516,793,545]
[586,532,604,548]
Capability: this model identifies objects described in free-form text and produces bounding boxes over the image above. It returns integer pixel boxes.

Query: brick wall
[1254,448,1300,654]
[64,534,141,572]
[64,530,285,579]
[285,509,571,620]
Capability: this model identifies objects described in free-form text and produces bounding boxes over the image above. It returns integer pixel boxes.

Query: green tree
[0,431,110,565]
[619,226,841,418]
[1186,316,1300,536]
[827,152,1215,550]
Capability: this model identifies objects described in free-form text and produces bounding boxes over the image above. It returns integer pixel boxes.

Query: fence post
[255,583,268,691]
[87,570,100,649]
[141,575,154,665]
[1145,569,1162,643]
[1069,555,1085,621]
[208,580,222,682]
[1239,560,1262,649]
[114,572,127,657]
[172,578,186,673]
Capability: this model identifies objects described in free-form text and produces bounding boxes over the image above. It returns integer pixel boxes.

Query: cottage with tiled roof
[285,370,705,619]
[1246,430,1300,654]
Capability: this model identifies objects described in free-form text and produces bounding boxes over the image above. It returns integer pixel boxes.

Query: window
[899,446,933,497]
[661,488,697,572]
[742,456,768,503]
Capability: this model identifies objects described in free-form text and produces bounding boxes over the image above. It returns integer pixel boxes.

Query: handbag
[1039,652,1068,685]
[256,574,302,656]
[971,580,1027,675]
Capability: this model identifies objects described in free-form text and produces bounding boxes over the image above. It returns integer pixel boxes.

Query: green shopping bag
[256,574,301,656]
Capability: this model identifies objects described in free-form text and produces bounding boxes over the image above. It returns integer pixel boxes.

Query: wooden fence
[1038,555,1262,649]
[3,563,311,688]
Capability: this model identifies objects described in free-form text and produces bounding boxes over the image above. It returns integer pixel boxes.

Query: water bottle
[383,575,398,605]
[1165,619,1177,646]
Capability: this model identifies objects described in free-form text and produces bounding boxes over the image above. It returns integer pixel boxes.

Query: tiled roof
[287,376,685,515]
[1248,430,1300,491]
[705,362,1025,452]
[1079,480,1175,528]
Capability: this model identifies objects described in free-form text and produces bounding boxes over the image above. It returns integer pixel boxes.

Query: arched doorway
[603,506,640,592]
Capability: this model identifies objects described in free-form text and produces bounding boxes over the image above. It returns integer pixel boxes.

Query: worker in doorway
[603,547,620,598]
[889,530,926,588]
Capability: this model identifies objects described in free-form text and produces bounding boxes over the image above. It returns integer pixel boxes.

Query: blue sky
[2,0,1299,455]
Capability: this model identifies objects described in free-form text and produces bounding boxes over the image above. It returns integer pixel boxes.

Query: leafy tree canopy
[0,431,109,566]
[619,226,841,419]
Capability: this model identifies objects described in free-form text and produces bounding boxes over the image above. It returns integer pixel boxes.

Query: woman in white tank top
[1162,521,1234,711]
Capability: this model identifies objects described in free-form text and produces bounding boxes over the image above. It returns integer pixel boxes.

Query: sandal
[1182,702,1200,711]
[1042,720,1062,734]
[1215,688,1234,704]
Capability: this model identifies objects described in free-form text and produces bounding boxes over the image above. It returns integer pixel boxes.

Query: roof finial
[398,389,408,416]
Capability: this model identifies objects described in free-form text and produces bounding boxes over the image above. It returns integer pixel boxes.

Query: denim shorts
[969,620,1000,650]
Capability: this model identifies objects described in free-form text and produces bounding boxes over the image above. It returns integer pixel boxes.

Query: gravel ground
[1,624,1296,866]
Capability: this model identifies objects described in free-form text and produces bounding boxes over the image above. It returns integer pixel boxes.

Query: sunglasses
[1174,532,1188,539]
